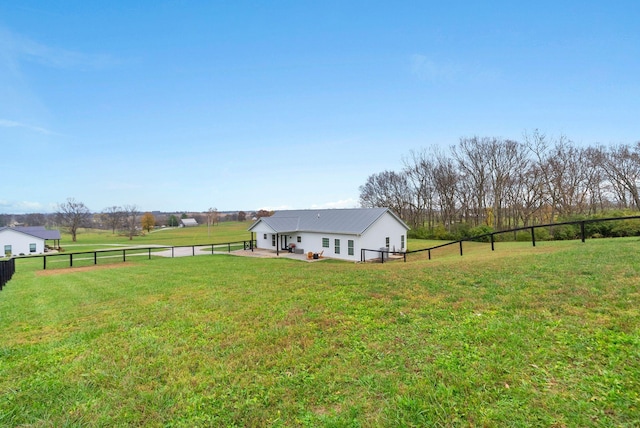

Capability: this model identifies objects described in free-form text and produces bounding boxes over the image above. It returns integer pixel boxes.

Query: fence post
[149,248,152,259]
[580,221,586,243]
[459,241,463,256]
[44,255,47,270]
[490,234,495,251]
[70,253,73,267]
[172,247,174,258]
[123,249,126,262]
[531,227,536,247]
[228,243,231,253]
[94,252,97,265]
[428,249,431,260]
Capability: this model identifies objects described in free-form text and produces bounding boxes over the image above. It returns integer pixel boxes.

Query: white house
[0,226,61,257]
[248,208,410,262]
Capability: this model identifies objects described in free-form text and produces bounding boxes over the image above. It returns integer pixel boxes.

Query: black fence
[362,215,640,263]
[0,258,16,291]
[14,240,256,271]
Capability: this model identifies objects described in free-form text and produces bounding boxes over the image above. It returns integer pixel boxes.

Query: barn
[248,208,409,261]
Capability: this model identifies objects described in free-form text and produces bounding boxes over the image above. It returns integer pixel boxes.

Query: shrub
[552,224,579,240]
[610,219,640,237]
[468,225,494,242]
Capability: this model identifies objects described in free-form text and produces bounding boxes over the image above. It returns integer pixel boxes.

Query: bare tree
[56,198,91,242]
[102,206,124,234]
[123,205,139,240]
[403,149,437,229]
[431,153,459,230]
[452,137,491,226]
[599,143,640,209]
[359,170,412,219]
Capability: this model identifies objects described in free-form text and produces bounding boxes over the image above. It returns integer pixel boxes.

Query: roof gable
[248,208,409,235]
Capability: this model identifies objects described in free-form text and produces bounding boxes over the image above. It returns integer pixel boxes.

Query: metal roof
[248,208,409,235]
[0,226,61,240]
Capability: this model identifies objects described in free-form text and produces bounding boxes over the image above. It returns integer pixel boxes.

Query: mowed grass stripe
[1,239,639,426]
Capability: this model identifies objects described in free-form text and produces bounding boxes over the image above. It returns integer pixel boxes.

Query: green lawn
[57,221,255,250]
[1,238,639,426]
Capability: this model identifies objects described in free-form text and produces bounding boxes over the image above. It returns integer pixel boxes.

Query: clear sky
[1,1,639,214]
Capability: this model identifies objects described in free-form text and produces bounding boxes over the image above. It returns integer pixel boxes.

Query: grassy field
[56,221,255,250]
[1,237,639,426]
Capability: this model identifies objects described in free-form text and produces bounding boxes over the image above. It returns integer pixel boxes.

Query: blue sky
[1,1,639,214]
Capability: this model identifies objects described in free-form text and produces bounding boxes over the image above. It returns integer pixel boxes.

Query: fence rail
[0,258,16,291]
[360,215,640,263]
[406,215,640,261]
[13,240,256,271]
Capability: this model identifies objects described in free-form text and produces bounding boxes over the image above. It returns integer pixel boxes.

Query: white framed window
[348,240,354,256]
[271,235,276,246]
[322,238,329,248]
[4,245,11,256]
[335,239,340,254]
[385,237,390,248]
[297,236,301,243]
[401,235,405,249]
[29,243,37,253]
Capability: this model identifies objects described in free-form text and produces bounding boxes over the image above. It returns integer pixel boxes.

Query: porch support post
[276,234,279,256]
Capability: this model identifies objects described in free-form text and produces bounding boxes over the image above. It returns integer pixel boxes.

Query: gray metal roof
[248,208,409,235]
[0,226,61,240]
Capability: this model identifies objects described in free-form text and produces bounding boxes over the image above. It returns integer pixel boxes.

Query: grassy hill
[1,238,638,426]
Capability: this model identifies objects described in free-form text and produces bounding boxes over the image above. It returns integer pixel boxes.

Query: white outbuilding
[248,208,410,262]
[0,226,61,257]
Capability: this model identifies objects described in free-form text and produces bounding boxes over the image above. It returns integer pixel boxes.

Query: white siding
[0,229,46,256]
[359,214,407,257]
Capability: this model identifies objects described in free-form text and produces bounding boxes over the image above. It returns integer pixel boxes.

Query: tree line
[359,130,640,237]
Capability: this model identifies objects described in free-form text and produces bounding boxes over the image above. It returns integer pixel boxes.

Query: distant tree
[168,214,179,227]
[238,211,247,221]
[123,205,139,240]
[102,206,124,234]
[141,212,155,232]
[56,198,91,242]
[0,214,10,227]
[256,209,273,218]
[25,213,46,226]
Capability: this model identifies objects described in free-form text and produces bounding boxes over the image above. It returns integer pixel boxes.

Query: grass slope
[1,238,639,426]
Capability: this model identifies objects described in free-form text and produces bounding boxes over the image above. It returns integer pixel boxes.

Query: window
[348,240,354,256]
[29,243,37,253]
[385,237,390,248]
[271,235,276,246]
[4,245,11,257]
[335,239,340,254]
[297,236,301,243]
[263,234,267,240]
[401,235,405,249]
[322,238,329,248]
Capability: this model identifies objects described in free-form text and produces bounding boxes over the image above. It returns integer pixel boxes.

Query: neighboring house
[180,218,198,227]
[248,208,410,262]
[0,226,61,257]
